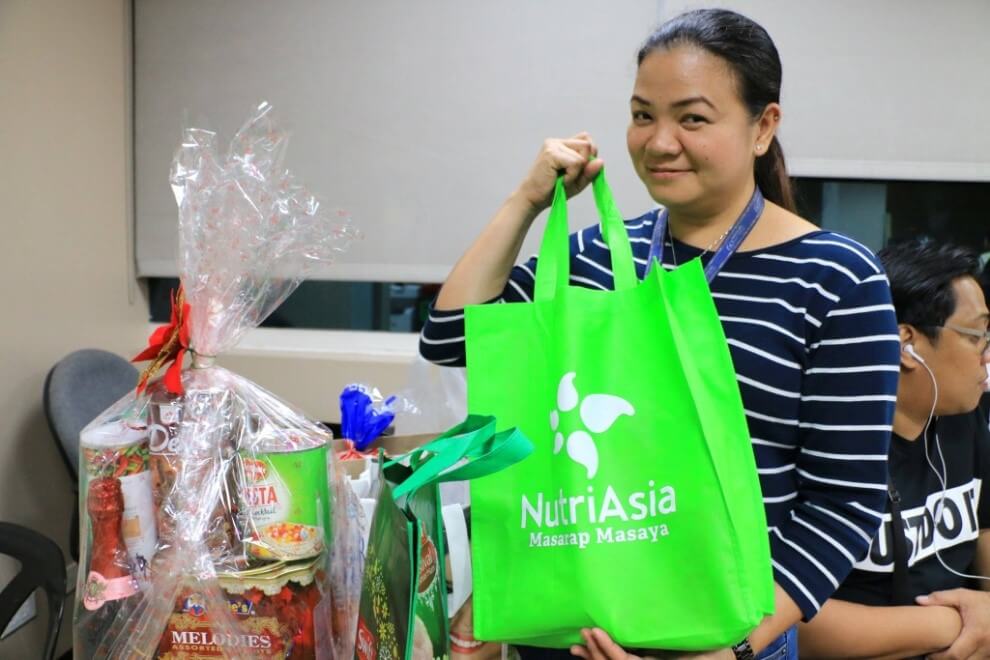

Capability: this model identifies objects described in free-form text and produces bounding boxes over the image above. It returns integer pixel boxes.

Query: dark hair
[878,240,982,343]
[637,9,796,212]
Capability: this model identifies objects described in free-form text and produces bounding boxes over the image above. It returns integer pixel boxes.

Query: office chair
[0,522,66,660]
[43,349,138,560]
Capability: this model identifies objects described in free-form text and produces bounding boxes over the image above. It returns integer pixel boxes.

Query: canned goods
[238,444,331,561]
[80,421,158,573]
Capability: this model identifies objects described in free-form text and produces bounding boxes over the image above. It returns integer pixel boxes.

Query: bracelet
[731,639,756,660]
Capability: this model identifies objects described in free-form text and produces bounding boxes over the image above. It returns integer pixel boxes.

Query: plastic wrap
[338,384,421,461]
[397,358,471,511]
[74,102,358,659]
[332,379,423,659]
[327,458,368,660]
[395,357,467,437]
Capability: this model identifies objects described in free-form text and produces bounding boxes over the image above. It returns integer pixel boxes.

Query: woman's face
[627,45,770,214]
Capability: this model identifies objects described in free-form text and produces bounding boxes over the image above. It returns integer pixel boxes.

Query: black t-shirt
[835,396,990,606]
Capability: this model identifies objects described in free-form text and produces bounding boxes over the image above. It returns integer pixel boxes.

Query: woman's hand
[515,132,604,213]
[570,628,648,660]
[570,628,734,660]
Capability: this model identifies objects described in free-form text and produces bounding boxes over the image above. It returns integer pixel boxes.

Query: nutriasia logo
[521,372,675,549]
[550,372,634,479]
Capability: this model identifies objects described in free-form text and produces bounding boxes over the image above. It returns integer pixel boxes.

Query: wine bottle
[77,477,139,658]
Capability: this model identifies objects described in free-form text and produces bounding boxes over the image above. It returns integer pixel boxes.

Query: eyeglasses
[940,323,990,354]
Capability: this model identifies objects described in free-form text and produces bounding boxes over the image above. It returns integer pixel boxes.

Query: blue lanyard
[645,187,765,282]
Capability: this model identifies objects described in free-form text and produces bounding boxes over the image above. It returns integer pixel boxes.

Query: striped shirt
[420,209,900,620]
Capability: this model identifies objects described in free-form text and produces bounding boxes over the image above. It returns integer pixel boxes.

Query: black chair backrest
[0,523,66,660]
[43,349,138,561]
[43,349,139,479]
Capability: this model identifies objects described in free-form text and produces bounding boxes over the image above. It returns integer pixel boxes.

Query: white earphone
[900,340,990,582]
[903,343,926,364]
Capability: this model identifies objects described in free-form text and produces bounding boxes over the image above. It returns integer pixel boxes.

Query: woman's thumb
[587,157,605,177]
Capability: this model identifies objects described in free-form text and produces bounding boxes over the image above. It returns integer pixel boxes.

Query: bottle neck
[89,511,131,579]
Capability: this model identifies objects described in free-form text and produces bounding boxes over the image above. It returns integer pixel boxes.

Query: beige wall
[0,0,145,655]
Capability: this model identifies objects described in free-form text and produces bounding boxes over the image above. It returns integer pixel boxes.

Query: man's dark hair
[878,240,982,343]
[981,260,990,303]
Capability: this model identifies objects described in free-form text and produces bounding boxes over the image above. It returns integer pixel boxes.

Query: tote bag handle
[390,419,533,500]
[534,168,637,302]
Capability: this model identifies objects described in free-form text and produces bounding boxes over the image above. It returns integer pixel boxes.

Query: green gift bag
[355,416,533,660]
[466,171,775,650]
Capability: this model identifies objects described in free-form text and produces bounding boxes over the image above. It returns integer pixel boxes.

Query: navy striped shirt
[420,209,900,620]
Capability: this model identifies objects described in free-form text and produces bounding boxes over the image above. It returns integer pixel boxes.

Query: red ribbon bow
[132,287,190,395]
[337,439,377,462]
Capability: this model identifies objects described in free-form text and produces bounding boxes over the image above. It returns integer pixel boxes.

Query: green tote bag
[355,416,533,660]
[466,171,774,651]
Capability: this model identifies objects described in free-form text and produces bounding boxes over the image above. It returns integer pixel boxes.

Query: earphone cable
[912,351,990,582]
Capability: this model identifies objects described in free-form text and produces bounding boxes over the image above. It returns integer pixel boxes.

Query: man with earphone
[800,241,990,660]
[982,263,990,398]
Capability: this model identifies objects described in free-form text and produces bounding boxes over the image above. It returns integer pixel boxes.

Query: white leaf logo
[558,372,579,412]
[580,395,635,433]
[550,372,635,479]
[566,431,598,481]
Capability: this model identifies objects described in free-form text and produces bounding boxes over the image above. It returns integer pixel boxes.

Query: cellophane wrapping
[73,102,364,659]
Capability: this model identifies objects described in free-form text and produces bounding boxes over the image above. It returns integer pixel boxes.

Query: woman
[421,9,900,660]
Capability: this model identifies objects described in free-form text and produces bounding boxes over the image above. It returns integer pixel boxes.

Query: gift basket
[74,102,358,659]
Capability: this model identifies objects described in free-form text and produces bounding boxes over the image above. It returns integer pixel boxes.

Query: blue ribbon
[340,385,397,451]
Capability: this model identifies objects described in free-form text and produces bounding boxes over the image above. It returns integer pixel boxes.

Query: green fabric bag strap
[390,423,533,501]
[387,415,496,500]
[431,427,532,482]
[401,414,497,466]
[534,167,637,302]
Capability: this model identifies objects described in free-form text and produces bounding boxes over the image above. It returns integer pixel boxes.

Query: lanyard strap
[887,481,913,606]
[645,187,765,282]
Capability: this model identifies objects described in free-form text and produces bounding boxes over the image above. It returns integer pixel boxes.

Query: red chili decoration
[133,287,191,395]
